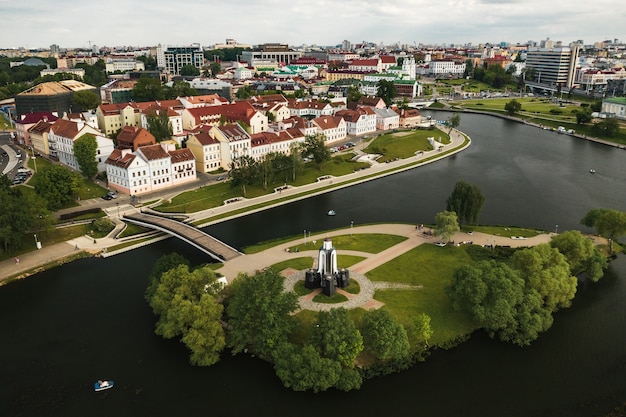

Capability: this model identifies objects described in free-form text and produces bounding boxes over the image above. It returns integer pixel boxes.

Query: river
[1,112,625,417]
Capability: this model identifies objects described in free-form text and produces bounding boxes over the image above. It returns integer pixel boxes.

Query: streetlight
[304,229,307,245]
[116,202,120,218]
[555,224,559,234]
[31,146,37,174]
[34,234,37,246]
[351,221,354,236]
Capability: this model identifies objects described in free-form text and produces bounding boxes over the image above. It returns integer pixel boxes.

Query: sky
[2,0,624,50]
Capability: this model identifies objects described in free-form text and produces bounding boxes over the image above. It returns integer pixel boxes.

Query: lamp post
[116,202,120,218]
[351,221,354,237]
[555,224,559,234]
[31,146,37,173]
[34,234,37,246]
[304,229,307,245]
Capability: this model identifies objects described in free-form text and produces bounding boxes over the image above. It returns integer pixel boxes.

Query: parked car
[107,191,118,199]
[101,194,113,201]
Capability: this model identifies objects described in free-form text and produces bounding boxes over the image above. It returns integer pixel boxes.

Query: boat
[94,380,114,392]
[327,210,336,216]
[590,169,596,174]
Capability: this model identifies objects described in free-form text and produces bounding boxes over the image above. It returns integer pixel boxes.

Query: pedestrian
[14,257,19,264]
[75,244,79,250]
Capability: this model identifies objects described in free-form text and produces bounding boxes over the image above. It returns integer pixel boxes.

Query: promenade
[0,127,469,285]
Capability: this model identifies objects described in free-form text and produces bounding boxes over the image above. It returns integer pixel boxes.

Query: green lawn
[156,155,370,213]
[269,257,315,272]
[366,244,477,345]
[365,130,450,162]
[286,233,408,254]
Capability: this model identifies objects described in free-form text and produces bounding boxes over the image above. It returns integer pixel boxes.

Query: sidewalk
[0,127,470,285]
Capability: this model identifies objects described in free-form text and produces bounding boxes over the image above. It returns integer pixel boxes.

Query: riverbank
[0,127,470,285]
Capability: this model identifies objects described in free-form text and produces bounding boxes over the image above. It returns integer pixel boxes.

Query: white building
[48,119,114,173]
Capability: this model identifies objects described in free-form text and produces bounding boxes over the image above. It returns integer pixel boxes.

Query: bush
[91,218,115,234]
[550,108,563,115]
[59,207,102,220]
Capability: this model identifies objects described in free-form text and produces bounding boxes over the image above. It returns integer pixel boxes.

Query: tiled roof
[105,149,136,168]
[17,112,59,124]
[312,115,343,130]
[138,144,169,161]
[49,119,80,138]
[192,131,220,146]
[28,120,53,134]
[169,148,195,162]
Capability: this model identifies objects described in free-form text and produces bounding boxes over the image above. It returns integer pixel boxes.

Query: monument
[304,238,350,296]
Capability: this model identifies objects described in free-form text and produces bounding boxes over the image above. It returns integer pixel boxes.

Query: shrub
[550,108,563,115]
[91,218,115,233]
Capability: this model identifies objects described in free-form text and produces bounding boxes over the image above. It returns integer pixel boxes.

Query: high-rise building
[156,43,205,75]
[525,45,580,88]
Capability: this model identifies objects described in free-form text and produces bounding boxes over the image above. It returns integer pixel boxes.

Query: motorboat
[589,169,596,174]
[94,380,114,392]
[327,210,336,216]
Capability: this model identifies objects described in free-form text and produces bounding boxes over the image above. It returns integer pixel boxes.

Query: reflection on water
[1,113,625,417]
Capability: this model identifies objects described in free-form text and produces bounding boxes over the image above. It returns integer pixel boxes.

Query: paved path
[0,127,469,285]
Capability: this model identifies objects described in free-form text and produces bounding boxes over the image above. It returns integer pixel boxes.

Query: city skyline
[2,0,624,49]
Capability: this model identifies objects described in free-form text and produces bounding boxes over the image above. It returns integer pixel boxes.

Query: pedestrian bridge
[123,212,242,262]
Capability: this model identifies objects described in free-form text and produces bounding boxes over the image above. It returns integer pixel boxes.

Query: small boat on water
[590,169,596,174]
[94,380,114,392]
[327,210,336,216]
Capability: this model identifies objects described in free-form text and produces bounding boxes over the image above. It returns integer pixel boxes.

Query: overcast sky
[2,0,624,49]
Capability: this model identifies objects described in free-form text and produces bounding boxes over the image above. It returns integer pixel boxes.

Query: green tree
[347,85,362,103]
[504,99,522,115]
[449,260,524,332]
[273,343,342,392]
[311,308,363,367]
[236,85,253,100]
[511,244,577,312]
[361,309,410,361]
[550,230,607,281]
[146,111,173,142]
[446,113,461,135]
[581,208,626,255]
[132,77,164,102]
[377,79,398,106]
[0,176,50,251]
[592,117,620,137]
[303,133,331,170]
[145,253,190,301]
[411,313,434,349]
[575,107,593,124]
[71,90,101,112]
[147,264,225,366]
[34,165,81,210]
[445,180,485,227]
[434,210,460,243]
[210,61,222,77]
[164,80,198,99]
[73,133,98,178]
[229,155,258,197]
[137,55,157,70]
[180,64,200,77]
[226,269,299,359]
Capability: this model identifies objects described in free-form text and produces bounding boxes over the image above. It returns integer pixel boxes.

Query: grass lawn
[313,292,348,303]
[365,130,450,162]
[287,233,407,254]
[269,257,315,272]
[117,223,153,238]
[156,155,370,213]
[0,224,89,261]
[337,255,366,268]
[366,244,477,345]
[464,225,544,237]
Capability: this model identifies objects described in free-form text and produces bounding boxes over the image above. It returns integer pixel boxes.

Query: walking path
[0,127,470,285]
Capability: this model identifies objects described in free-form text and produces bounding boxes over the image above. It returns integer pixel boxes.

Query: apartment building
[156,43,205,75]
[525,46,580,88]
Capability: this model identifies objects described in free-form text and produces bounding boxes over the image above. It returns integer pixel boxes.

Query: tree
[145,253,190,302]
[73,133,98,178]
[146,111,173,142]
[132,77,164,102]
[210,61,221,77]
[360,309,410,361]
[411,313,434,349]
[34,165,81,210]
[445,180,485,227]
[434,210,460,243]
[377,80,397,106]
[137,55,157,70]
[310,308,363,367]
[303,133,331,170]
[581,208,626,255]
[164,80,198,99]
[236,85,253,100]
[147,264,225,366]
[229,155,258,197]
[347,85,362,104]
[592,117,620,137]
[550,230,607,281]
[0,176,50,252]
[71,90,100,112]
[575,107,593,124]
[273,343,342,393]
[511,244,577,312]
[504,99,522,115]
[226,269,299,359]
[449,260,524,332]
[180,64,200,77]
[446,113,461,135]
